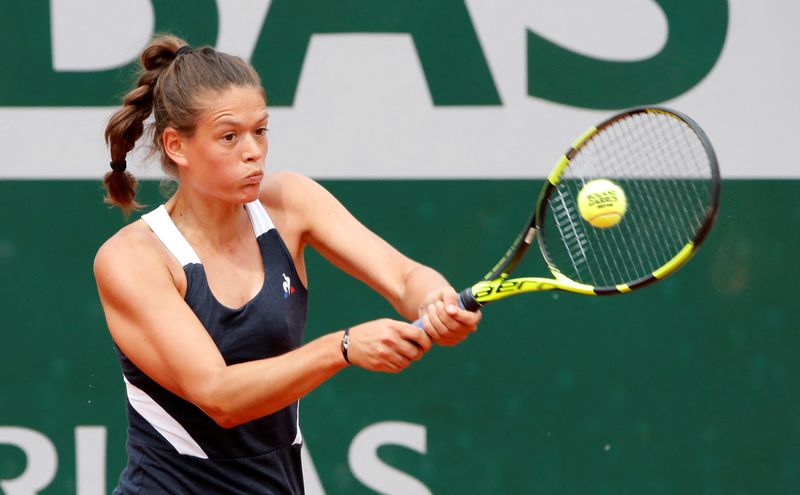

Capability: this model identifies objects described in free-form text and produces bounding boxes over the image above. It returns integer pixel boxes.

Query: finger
[441,289,461,316]
[420,311,441,341]
[431,304,479,345]
[436,300,462,330]
[383,361,404,374]
[429,301,459,337]
[400,322,433,352]
[396,339,425,362]
[371,341,412,371]
[389,353,414,373]
[426,304,451,344]
[450,307,482,328]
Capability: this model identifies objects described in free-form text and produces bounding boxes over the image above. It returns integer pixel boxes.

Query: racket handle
[411,288,479,329]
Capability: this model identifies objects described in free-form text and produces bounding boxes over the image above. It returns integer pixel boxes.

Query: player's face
[178,85,268,204]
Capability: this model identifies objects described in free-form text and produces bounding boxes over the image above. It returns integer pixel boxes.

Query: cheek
[191,154,234,187]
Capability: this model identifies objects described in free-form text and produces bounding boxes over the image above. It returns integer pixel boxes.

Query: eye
[222,132,237,143]
[255,127,269,137]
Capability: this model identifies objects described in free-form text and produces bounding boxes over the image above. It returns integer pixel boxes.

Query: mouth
[245,171,264,184]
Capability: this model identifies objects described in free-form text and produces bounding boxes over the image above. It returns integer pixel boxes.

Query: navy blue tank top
[113,200,308,494]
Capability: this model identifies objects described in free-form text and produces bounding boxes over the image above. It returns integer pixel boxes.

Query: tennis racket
[415,106,720,325]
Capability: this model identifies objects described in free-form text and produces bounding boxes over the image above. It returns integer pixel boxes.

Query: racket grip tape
[458,287,481,311]
[411,287,479,329]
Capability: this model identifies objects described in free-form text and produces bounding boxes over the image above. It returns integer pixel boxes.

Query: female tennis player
[93,35,481,494]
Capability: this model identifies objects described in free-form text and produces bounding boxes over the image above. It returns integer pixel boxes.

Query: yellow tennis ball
[577,179,628,228]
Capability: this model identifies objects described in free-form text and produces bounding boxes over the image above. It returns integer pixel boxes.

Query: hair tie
[110,159,127,172]
[175,45,193,57]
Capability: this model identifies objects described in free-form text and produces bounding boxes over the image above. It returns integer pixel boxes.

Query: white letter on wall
[301,443,327,495]
[348,421,431,495]
[75,426,106,495]
[0,427,58,495]
[50,0,154,71]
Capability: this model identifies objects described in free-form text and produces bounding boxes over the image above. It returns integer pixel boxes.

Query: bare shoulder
[95,220,160,271]
[93,219,179,293]
[259,171,325,211]
[258,171,332,238]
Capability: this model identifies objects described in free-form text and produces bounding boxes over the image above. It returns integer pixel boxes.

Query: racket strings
[564,118,665,285]
[602,113,709,281]
[543,111,714,288]
[598,122,665,283]
[656,115,712,227]
[550,188,595,280]
[640,116,706,236]
[599,113,709,278]
[650,115,713,241]
[617,117,689,264]
[592,122,657,282]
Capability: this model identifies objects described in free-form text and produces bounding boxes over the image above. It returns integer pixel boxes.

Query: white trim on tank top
[141,200,274,267]
[124,376,209,459]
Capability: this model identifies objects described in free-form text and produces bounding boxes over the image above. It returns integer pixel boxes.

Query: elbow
[203,399,289,429]
[189,380,246,429]
[185,371,289,429]
[198,398,245,429]
[203,403,280,430]
[211,413,241,430]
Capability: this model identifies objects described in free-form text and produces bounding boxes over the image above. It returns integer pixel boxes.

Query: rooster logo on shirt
[282,273,295,298]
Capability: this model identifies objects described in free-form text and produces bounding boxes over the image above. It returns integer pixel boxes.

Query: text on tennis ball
[577,179,627,228]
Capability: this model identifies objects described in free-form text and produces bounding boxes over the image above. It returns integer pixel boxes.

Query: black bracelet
[340,327,351,364]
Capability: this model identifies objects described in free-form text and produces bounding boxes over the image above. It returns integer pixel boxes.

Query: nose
[242,133,265,164]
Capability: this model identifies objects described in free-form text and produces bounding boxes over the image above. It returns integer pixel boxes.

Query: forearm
[199,331,347,427]
[394,263,452,320]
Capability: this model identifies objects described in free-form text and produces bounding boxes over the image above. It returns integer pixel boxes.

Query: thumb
[442,288,461,315]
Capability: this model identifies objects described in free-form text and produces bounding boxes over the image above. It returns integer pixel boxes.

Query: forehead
[196,85,268,125]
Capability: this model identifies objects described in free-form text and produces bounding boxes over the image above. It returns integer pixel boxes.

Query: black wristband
[340,327,351,364]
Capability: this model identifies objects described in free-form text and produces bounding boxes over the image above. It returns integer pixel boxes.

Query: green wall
[0,179,798,493]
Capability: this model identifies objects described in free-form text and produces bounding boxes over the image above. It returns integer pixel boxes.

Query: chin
[239,187,262,204]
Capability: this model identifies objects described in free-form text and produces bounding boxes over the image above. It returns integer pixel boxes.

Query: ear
[162,127,189,168]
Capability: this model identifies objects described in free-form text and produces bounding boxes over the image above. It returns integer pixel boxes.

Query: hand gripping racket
[415,107,720,326]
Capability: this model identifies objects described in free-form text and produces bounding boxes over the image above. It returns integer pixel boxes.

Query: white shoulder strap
[141,205,201,266]
[244,200,275,237]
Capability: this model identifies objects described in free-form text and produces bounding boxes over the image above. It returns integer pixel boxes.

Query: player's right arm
[93,223,430,428]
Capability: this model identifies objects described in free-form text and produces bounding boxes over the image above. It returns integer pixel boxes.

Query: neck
[165,188,251,248]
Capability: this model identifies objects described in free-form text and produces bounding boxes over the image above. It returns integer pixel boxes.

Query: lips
[245,171,263,184]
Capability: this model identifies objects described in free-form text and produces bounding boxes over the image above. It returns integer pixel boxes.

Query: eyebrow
[212,112,269,128]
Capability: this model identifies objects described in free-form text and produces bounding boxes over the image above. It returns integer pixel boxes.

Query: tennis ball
[577,179,627,228]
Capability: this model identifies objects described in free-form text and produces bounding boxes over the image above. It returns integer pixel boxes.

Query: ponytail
[102,35,185,214]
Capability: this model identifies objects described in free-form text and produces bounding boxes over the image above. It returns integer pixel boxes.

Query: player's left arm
[261,172,480,345]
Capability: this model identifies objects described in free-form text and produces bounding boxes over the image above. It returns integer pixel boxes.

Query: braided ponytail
[103,35,185,214]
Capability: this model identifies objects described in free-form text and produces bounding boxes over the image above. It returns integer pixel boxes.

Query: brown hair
[103,35,263,214]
